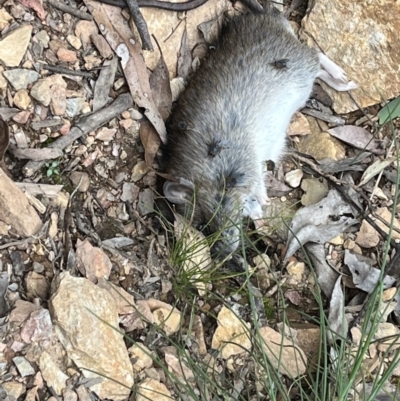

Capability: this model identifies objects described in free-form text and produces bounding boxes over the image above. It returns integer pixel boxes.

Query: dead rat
[161,6,356,257]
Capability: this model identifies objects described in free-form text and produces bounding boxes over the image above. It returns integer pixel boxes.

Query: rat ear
[163,178,194,204]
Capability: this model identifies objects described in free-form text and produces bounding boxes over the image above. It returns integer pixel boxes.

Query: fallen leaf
[328,276,346,343]
[84,0,166,142]
[18,0,47,20]
[177,26,192,80]
[328,125,384,154]
[358,157,397,187]
[139,119,160,168]
[285,190,358,260]
[378,96,400,125]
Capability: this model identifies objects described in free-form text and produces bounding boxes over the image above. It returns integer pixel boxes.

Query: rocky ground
[1,0,400,400]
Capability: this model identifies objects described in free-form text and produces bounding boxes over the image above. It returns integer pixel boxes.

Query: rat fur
[161,8,339,256]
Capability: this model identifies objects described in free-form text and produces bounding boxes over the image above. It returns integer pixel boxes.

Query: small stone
[90,33,113,59]
[382,287,397,302]
[12,110,31,124]
[121,111,130,119]
[114,78,125,90]
[13,89,31,110]
[2,382,25,400]
[329,234,344,246]
[138,188,154,216]
[50,85,67,116]
[39,351,68,395]
[57,48,77,63]
[375,323,400,352]
[34,30,50,48]
[3,68,39,90]
[284,169,303,188]
[83,54,101,70]
[33,262,45,273]
[0,9,13,31]
[287,261,306,282]
[66,34,81,50]
[66,98,85,117]
[136,379,172,401]
[153,307,181,336]
[128,343,154,372]
[75,20,99,45]
[120,182,139,202]
[131,160,149,182]
[13,356,35,377]
[95,127,117,142]
[119,118,133,130]
[63,389,78,401]
[0,25,32,67]
[301,178,329,206]
[253,254,271,270]
[288,112,310,136]
[31,75,67,107]
[0,72,7,91]
[129,108,143,120]
[355,220,380,248]
[297,132,346,161]
[70,172,90,192]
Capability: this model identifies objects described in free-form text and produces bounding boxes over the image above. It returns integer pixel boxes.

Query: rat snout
[211,226,241,258]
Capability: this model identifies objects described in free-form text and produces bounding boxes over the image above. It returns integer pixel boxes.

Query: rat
[161,5,357,257]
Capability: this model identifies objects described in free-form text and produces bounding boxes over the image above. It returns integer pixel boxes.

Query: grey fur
[161,9,320,256]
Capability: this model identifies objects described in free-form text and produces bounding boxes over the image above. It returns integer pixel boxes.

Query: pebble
[74,20,99,45]
[13,89,31,110]
[130,108,143,120]
[287,112,310,136]
[3,68,39,90]
[12,110,31,124]
[119,118,133,130]
[297,132,346,161]
[66,34,82,50]
[70,172,90,192]
[13,356,35,377]
[66,98,85,117]
[0,25,33,67]
[57,48,77,63]
[301,178,328,206]
[138,188,154,216]
[0,9,13,31]
[284,169,303,188]
[34,30,50,48]
[131,161,149,182]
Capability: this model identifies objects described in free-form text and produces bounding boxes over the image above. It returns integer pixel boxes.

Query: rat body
[161,8,350,256]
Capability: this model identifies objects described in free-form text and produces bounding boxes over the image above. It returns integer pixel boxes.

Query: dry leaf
[358,157,397,187]
[139,119,160,168]
[84,0,166,142]
[177,26,192,80]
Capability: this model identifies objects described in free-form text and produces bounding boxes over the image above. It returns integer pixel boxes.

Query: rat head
[163,178,263,258]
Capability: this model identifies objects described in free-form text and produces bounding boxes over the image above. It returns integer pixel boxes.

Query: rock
[20,308,52,343]
[288,112,310,136]
[66,98,85,118]
[83,54,102,70]
[131,160,149,182]
[66,34,81,50]
[301,178,329,206]
[75,20,99,45]
[372,207,400,240]
[329,234,344,246]
[25,271,49,300]
[287,261,306,283]
[119,118,133,130]
[355,220,380,248]
[9,300,41,323]
[0,25,32,67]
[297,132,346,161]
[2,382,25,400]
[75,239,112,282]
[90,33,113,59]
[382,287,397,302]
[34,30,50,48]
[63,389,78,401]
[13,89,31,110]
[12,110,31,124]
[0,9,13,31]
[120,182,139,202]
[0,71,7,92]
[50,85,67,116]
[153,307,181,336]
[259,326,307,378]
[39,351,69,396]
[70,171,90,192]
[211,306,251,359]
[3,69,39,90]
[284,169,303,188]
[375,323,400,352]
[49,273,133,400]
[136,378,172,401]
[128,343,154,372]
[31,75,67,107]
[0,168,42,236]
[138,188,154,216]
[57,48,77,63]
[13,356,35,377]
[304,0,400,114]
[129,108,143,120]
[95,127,117,142]
[97,278,135,315]
[294,325,321,358]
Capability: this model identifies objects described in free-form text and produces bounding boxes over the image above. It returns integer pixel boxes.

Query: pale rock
[0,221,9,235]
[301,178,329,206]
[119,118,133,130]
[120,182,139,203]
[31,75,67,107]
[284,169,303,188]
[129,108,143,120]
[70,171,90,192]
[351,327,362,346]
[13,89,31,110]
[25,271,49,300]
[287,261,306,283]
[259,326,307,378]
[49,273,133,400]
[9,300,41,323]
[0,168,42,236]
[2,382,25,400]
[355,220,380,248]
[297,132,346,161]
[75,20,99,45]
[128,343,154,372]
[0,71,7,91]
[57,48,77,63]
[97,278,135,315]
[3,69,39,90]
[50,85,67,116]
[288,112,310,136]
[138,188,154,216]
[211,306,251,359]
[294,325,321,357]
[34,30,50,48]
[374,323,400,352]
[153,307,181,336]
[49,212,58,238]
[62,389,78,401]
[13,356,35,376]
[382,287,397,302]
[0,25,32,67]
[20,308,52,343]
[253,254,271,270]
[164,349,195,381]
[304,0,400,113]
[372,207,400,240]
[66,34,81,50]
[12,110,31,124]
[75,238,112,281]
[95,127,117,142]
[39,351,69,396]
[136,378,172,401]
[0,8,13,30]
[329,234,344,246]
[83,54,101,70]
[66,98,85,117]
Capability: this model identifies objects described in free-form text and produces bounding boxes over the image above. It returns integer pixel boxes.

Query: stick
[41,64,94,78]
[96,0,208,12]
[23,93,133,177]
[125,0,153,51]
[46,0,93,20]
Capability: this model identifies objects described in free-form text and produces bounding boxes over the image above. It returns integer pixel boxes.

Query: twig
[23,93,133,177]
[96,0,208,12]
[125,0,153,51]
[46,0,93,20]
[41,64,94,78]
[301,108,345,125]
